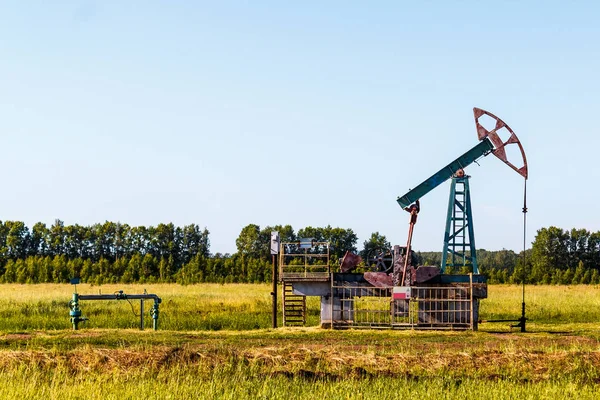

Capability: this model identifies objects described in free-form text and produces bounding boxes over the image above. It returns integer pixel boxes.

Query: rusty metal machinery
[393,107,529,330]
[339,107,528,330]
[276,107,528,331]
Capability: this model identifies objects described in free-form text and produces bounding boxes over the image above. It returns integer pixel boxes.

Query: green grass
[483,285,600,325]
[0,283,307,331]
[2,283,600,332]
[1,284,600,398]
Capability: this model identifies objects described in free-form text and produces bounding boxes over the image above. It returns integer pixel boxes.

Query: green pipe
[151,300,160,331]
[69,293,84,330]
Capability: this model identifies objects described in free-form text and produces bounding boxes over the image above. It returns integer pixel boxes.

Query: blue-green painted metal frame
[441,176,478,274]
[397,138,493,209]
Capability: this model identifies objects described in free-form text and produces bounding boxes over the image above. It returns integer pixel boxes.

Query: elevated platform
[280,273,331,282]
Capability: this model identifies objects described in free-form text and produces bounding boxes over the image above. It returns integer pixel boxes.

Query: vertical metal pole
[280,246,285,327]
[278,246,282,284]
[140,299,144,330]
[441,179,457,273]
[464,178,479,274]
[469,273,474,330]
[304,248,307,278]
[152,301,159,331]
[272,254,278,328]
[330,274,333,329]
[520,180,528,333]
[70,292,80,330]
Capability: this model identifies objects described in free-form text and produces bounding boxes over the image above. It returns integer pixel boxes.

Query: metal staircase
[283,283,306,326]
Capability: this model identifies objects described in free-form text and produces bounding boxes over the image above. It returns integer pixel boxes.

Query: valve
[150,300,160,331]
[69,293,88,330]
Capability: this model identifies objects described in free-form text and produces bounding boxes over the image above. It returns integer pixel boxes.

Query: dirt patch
[1,333,34,340]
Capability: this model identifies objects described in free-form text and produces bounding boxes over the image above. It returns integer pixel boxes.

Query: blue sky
[1,1,599,254]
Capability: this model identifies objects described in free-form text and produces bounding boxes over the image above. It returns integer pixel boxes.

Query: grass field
[1,284,600,399]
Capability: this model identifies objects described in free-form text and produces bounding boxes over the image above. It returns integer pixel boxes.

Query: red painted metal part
[364,272,393,287]
[473,107,528,179]
[340,251,362,273]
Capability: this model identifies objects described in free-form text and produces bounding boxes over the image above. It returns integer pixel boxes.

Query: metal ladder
[283,283,306,326]
[442,176,479,274]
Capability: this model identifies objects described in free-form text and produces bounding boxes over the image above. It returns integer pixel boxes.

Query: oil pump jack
[377,107,529,330]
[336,107,528,330]
[281,107,528,330]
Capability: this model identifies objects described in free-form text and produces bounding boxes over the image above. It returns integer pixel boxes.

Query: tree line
[0,220,211,284]
[0,220,599,285]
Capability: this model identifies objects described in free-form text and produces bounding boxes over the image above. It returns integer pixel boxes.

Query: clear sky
[1,1,599,255]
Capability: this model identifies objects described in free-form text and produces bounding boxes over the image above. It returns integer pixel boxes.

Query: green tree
[586,232,600,268]
[24,257,40,283]
[296,226,324,242]
[39,256,53,282]
[15,259,27,283]
[572,260,586,284]
[142,254,158,280]
[3,260,16,282]
[5,221,30,259]
[568,228,590,268]
[181,224,211,262]
[322,226,358,263]
[125,254,142,283]
[158,256,175,282]
[561,268,574,285]
[30,223,50,257]
[591,269,600,285]
[361,232,391,260]
[52,255,69,283]
[581,269,592,284]
[48,219,66,256]
[236,224,262,260]
[112,256,128,282]
[80,259,93,282]
[67,258,84,281]
[258,225,295,259]
[531,227,569,272]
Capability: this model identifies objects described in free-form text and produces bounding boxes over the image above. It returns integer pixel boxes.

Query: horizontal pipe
[479,319,521,323]
[77,294,161,301]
